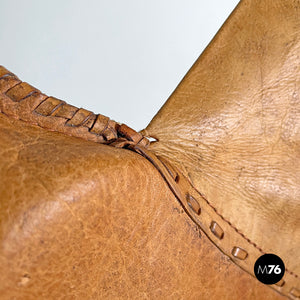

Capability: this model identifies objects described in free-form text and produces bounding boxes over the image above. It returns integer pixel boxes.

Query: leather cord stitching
[0,66,149,148]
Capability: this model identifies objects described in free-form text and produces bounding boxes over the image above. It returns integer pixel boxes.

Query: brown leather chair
[0,0,299,299]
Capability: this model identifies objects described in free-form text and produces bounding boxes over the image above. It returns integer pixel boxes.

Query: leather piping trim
[129,144,300,300]
[0,66,149,148]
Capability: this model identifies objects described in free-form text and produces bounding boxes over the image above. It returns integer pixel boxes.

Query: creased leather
[0,113,283,299]
[0,0,299,299]
[144,0,300,290]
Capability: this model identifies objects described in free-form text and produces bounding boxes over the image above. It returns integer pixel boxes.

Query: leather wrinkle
[0,116,284,299]
[0,64,298,299]
[1,2,300,296]
[143,2,300,299]
[130,145,299,299]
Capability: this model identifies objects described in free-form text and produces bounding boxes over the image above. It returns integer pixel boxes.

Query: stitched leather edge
[0,66,149,148]
[0,65,299,299]
[130,144,300,300]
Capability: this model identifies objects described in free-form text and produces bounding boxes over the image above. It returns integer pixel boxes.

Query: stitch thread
[186,176,298,278]
[0,66,150,148]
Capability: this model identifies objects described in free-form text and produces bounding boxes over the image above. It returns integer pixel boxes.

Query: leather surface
[0,0,299,298]
[0,112,283,299]
[131,145,298,297]
[144,0,300,285]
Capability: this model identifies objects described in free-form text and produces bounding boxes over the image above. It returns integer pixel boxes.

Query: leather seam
[130,145,299,299]
[0,65,298,298]
[2,102,297,282]
[185,173,298,279]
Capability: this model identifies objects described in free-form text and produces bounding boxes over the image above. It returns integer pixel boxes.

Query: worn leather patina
[0,0,299,299]
[0,112,284,299]
[143,0,300,293]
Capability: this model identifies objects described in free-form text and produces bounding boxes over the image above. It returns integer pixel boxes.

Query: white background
[0,0,239,130]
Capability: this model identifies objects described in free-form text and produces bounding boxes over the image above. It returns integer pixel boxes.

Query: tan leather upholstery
[0,0,299,299]
[144,0,300,294]
[0,112,283,299]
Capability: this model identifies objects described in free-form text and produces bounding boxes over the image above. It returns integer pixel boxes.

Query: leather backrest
[144,0,300,282]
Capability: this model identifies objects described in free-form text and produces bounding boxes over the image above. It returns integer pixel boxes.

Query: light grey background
[0,0,239,130]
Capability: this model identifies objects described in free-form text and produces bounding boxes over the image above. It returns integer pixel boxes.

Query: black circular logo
[254,254,285,284]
